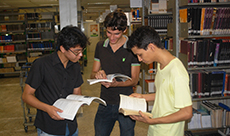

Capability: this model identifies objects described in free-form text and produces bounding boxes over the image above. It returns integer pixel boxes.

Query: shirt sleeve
[25,58,44,89]
[174,76,192,108]
[94,41,102,62]
[131,53,140,66]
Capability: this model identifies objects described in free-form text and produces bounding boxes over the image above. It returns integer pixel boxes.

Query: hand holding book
[53,94,106,120]
[119,94,152,118]
[87,73,132,85]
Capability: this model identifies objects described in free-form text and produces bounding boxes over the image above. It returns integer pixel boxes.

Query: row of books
[0,34,26,43]
[188,0,230,3]
[25,13,40,20]
[180,39,230,68]
[188,101,230,129]
[27,32,54,40]
[0,54,27,63]
[0,44,26,52]
[190,71,230,98]
[26,22,52,30]
[163,38,173,51]
[0,24,25,32]
[179,7,230,35]
[0,33,53,42]
[0,45,15,52]
[27,42,54,50]
[147,15,173,30]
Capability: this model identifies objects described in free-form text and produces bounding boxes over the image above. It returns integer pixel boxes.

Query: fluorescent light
[87,6,107,9]
[87,2,110,5]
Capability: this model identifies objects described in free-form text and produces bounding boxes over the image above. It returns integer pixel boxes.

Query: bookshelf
[0,13,27,75]
[25,12,55,64]
[168,0,230,135]
[0,12,57,76]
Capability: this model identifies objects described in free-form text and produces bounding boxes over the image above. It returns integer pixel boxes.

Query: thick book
[118,94,153,118]
[53,94,106,120]
[87,73,132,85]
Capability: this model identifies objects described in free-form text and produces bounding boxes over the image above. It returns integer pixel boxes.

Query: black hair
[56,25,89,51]
[127,26,163,50]
[104,8,127,31]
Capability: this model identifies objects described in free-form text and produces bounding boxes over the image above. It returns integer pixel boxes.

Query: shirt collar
[52,51,60,66]
[52,51,75,68]
[103,35,128,48]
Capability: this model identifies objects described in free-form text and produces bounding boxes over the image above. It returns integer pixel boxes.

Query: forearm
[22,93,51,113]
[114,65,140,87]
[90,71,97,79]
[142,93,155,102]
[114,77,138,87]
[149,105,193,125]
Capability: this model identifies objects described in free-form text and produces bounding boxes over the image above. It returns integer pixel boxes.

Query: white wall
[83,21,100,52]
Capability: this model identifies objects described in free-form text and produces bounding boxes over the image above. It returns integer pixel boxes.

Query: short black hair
[56,25,89,51]
[104,8,127,31]
[127,26,163,50]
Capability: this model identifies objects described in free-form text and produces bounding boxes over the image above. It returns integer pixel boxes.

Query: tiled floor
[0,51,148,136]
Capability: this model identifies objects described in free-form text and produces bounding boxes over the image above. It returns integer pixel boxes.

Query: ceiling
[0,0,131,21]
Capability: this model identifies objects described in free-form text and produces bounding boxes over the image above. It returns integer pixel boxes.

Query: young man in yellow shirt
[127,26,193,136]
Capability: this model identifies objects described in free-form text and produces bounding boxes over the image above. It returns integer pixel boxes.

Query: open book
[53,94,106,120]
[87,73,132,85]
[119,94,152,118]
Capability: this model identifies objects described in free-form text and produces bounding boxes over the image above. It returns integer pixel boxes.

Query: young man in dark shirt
[90,9,140,136]
[22,25,89,136]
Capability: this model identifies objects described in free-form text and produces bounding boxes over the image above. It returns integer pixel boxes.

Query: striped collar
[103,35,128,48]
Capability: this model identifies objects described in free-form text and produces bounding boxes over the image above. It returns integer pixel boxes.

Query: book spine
[213,43,220,67]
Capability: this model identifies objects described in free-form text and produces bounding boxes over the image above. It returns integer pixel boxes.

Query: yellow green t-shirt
[148,58,192,136]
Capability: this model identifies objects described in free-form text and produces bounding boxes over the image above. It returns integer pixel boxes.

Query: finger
[56,108,63,113]
[139,111,147,118]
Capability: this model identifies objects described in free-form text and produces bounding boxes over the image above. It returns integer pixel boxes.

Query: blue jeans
[94,104,135,136]
[37,124,78,136]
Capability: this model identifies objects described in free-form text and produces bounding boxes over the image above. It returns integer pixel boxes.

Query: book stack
[13,34,26,41]
[188,108,212,129]
[179,7,230,35]
[163,38,173,51]
[147,14,173,35]
[0,25,7,32]
[200,101,223,128]
[3,45,15,52]
[41,31,54,40]
[26,13,40,20]
[190,71,226,98]
[224,73,230,96]
[218,103,230,127]
[27,33,41,40]
[180,39,230,68]
[0,34,26,43]
[15,44,26,51]
[0,35,12,42]
[0,24,25,32]
[188,0,229,3]
[27,22,52,31]
[188,108,202,129]
[27,41,53,50]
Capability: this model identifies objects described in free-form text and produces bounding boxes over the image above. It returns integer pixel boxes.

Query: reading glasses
[69,48,86,56]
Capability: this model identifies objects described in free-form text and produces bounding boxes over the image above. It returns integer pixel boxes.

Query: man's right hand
[46,105,64,120]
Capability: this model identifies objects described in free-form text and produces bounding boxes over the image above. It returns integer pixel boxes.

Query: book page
[66,94,106,106]
[53,98,85,120]
[112,73,132,82]
[119,94,146,112]
[87,79,112,85]
[87,73,131,85]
